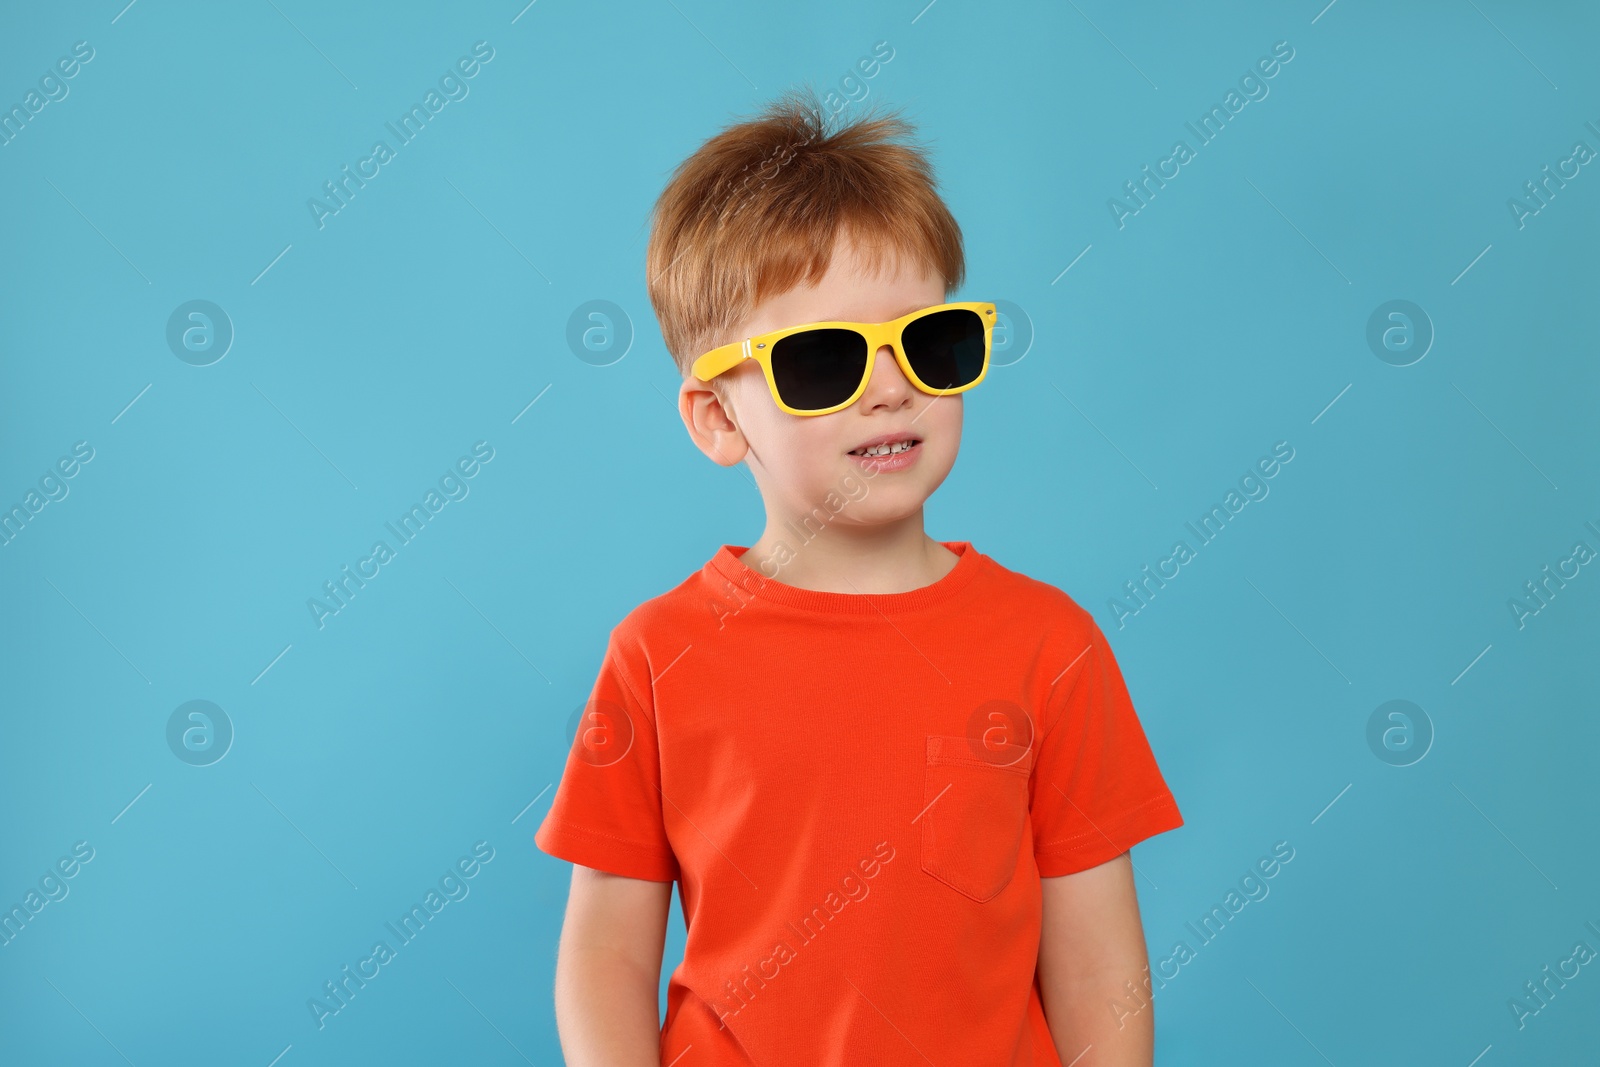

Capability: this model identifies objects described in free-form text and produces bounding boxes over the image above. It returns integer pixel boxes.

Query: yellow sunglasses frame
[690,301,997,416]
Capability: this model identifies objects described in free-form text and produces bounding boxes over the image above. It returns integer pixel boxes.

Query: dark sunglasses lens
[903,309,987,389]
[770,329,868,411]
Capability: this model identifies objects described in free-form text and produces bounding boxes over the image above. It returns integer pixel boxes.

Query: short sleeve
[1030,617,1183,877]
[534,630,680,882]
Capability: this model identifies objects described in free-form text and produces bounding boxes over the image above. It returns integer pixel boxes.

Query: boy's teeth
[854,440,914,456]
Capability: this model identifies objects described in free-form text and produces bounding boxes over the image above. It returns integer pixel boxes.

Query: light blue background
[2,1,1596,1064]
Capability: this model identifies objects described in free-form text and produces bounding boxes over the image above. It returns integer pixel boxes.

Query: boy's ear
[679,377,749,468]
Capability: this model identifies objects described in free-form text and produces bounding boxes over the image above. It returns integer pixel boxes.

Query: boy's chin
[826,495,933,527]
[774,478,924,519]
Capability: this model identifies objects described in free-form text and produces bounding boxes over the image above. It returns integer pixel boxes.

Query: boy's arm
[1037,852,1154,1067]
[553,864,673,1067]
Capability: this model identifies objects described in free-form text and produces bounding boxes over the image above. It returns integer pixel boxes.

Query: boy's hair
[645,86,966,398]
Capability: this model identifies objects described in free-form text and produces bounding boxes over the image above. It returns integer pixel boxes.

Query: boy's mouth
[847,433,921,457]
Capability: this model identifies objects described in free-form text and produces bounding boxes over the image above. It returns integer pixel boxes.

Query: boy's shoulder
[601,553,719,644]
[979,548,1103,636]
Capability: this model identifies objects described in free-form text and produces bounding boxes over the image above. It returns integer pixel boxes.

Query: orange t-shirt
[535,541,1183,1065]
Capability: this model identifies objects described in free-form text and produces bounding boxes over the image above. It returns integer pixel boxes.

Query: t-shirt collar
[706,540,984,614]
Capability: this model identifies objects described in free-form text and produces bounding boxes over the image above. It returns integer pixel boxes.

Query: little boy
[535,89,1183,1066]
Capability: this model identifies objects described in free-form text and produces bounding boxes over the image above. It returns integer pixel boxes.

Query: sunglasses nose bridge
[865,322,905,365]
[857,327,917,402]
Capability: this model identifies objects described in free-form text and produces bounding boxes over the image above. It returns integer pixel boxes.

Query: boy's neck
[740,515,960,595]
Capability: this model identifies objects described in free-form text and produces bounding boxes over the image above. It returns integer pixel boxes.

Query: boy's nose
[859,344,914,410]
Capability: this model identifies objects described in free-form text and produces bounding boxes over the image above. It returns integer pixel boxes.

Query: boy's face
[678,232,962,531]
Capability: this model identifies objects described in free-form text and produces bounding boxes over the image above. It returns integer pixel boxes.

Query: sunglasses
[690,301,996,416]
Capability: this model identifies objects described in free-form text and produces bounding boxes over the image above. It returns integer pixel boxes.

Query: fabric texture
[535,541,1184,1066]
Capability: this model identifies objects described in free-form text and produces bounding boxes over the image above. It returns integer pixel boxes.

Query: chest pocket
[917,734,1032,903]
